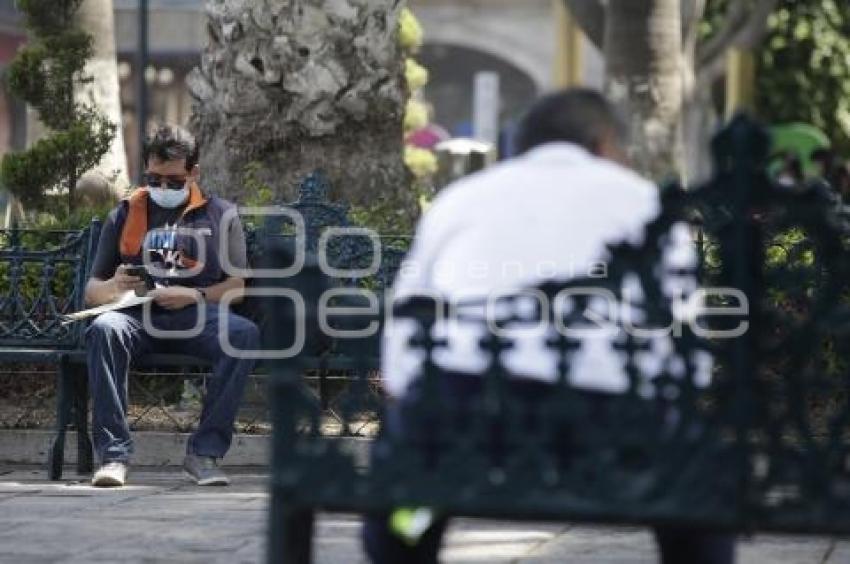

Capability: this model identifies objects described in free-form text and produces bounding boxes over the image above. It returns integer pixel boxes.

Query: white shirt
[382,143,707,397]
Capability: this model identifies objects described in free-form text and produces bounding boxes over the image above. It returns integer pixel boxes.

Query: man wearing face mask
[84,124,259,488]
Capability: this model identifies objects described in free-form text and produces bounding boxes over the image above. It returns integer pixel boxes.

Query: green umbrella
[770,122,831,176]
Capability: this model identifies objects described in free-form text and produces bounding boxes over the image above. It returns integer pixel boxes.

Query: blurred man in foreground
[367,89,731,564]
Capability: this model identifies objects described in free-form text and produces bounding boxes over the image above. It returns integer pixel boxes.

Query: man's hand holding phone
[112,264,150,297]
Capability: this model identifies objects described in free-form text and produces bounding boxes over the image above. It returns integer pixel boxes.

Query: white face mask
[149,185,189,209]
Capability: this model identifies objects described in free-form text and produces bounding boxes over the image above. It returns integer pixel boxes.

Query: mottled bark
[563,0,776,183]
[681,0,715,185]
[604,0,684,181]
[188,0,412,215]
[74,0,129,199]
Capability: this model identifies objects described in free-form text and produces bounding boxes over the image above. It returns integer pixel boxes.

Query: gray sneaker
[92,461,128,487]
[183,454,230,486]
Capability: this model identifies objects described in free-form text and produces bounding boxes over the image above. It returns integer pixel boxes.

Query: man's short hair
[515,89,628,155]
[143,124,199,170]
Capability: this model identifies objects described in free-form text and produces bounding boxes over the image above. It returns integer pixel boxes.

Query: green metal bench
[0,172,408,480]
[266,116,850,562]
[0,225,100,479]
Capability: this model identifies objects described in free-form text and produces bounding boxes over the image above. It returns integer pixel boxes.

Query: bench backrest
[242,172,409,294]
[0,225,99,349]
[267,116,850,535]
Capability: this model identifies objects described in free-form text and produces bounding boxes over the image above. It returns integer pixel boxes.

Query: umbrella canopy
[770,123,831,176]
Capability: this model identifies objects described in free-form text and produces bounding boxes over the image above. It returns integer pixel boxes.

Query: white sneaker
[92,462,128,487]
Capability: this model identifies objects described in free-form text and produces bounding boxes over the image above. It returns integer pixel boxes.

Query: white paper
[61,291,154,324]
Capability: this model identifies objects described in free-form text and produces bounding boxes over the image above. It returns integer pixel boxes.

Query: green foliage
[350,180,432,236]
[0,0,116,213]
[349,200,415,236]
[6,30,94,129]
[0,203,108,310]
[242,160,421,236]
[699,1,850,153]
[239,161,279,235]
[1,113,114,210]
[0,172,108,310]
[755,0,850,154]
[16,0,85,36]
[698,0,732,43]
[0,259,76,306]
[32,202,112,230]
[242,161,275,207]
[765,227,815,267]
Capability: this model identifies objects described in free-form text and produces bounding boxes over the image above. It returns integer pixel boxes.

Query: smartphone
[122,265,155,295]
[122,265,146,278]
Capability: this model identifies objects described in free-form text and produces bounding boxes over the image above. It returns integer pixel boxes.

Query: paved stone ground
[0,465,847,563]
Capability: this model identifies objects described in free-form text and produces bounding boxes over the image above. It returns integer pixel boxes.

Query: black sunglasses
[143,172,188,191]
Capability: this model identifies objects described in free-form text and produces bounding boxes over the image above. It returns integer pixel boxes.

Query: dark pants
[86,303,259,464]
[363,373,736,564]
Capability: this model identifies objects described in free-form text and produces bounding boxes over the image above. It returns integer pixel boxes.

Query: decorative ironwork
[267,116,850,562]
[243,171,410,287]
[0,225,97,348]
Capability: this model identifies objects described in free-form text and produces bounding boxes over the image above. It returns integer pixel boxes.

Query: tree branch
[696,0,749,68]
[681,0,707,58]
[697,0,777,71]
[563,0,605,51]
[733,0,777,49]
[696,50,728,91]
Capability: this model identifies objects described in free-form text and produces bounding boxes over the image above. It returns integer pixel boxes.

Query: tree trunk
[604,0,684,181]
[681,0,716,186]
[74,0,130,200]
[188,0,412,216]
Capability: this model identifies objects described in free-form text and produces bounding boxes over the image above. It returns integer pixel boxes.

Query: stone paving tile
[738,534,834,564]
[1,466,849,564]
[822,541,850,562]
[524,526,842,564]
[229,539,266,564]
[313,514,368,564]
[306,515,568,564]
[522,525,657,563]
[441,519,566,563]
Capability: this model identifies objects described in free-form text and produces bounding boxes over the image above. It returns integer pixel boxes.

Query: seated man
[367,89,733,564]
[84,124,259,487]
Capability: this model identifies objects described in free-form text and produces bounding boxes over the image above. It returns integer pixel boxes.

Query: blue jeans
[85,303,259,464]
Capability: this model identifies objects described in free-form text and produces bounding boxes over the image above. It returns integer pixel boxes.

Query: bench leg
[268,490,314,564]
[47,359,73,481]
[72,365,93,475]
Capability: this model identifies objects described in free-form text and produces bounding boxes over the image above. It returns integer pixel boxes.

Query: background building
[411,0,602,141]
[2,0,601,177]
